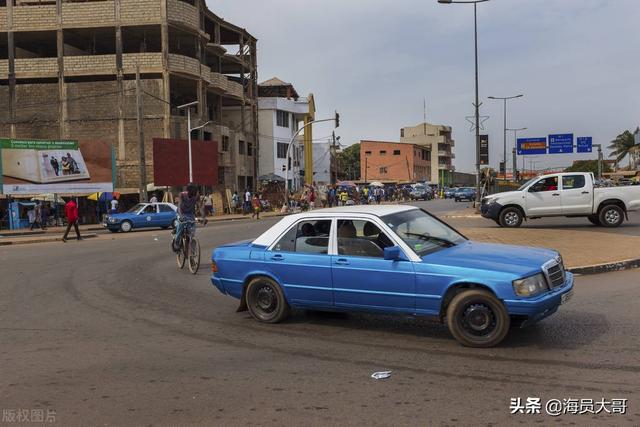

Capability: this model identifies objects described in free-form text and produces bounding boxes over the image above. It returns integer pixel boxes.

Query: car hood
[422,241,558,277]
[216,239,255,249]
[484,190,522,200]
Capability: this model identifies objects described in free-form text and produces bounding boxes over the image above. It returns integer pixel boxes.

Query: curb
[0,233,98,246]
[443,214,482,219]
[567,258,640,275]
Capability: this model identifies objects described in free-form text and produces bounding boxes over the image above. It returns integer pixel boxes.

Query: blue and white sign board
[576,137,593,153]
[548,133,574,154]
[517,137,547,155]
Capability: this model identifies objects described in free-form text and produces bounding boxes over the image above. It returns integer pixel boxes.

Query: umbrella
[30,194,66,205]
[370,181,384,187]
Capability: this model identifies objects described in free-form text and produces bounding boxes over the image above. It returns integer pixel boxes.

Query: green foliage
[565,160,611,174]
[336,143,360,180]
[608,128,639,168]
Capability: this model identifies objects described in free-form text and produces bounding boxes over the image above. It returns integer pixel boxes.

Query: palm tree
[608,128,639,169]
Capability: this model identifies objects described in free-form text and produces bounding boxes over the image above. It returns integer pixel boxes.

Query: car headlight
[484,198,497,205]
[108,217,117,223]
[513,273,549,297]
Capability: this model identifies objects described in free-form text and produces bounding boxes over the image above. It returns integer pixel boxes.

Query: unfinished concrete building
[0,0,258,191]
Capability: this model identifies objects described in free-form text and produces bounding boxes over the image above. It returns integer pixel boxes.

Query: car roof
[252,204,419,247]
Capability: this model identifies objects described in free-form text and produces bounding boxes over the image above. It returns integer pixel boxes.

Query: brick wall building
[360,140,431,183]
[0,0,258,192]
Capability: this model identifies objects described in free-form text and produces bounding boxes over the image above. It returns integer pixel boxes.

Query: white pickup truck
[481,172,640,228]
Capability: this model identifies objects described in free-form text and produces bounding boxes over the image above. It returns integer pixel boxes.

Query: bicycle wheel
[188,237,201,274]
[176,237,186,269]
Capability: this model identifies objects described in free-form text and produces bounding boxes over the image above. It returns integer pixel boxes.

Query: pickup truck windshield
[382,209,467,256]
[517,177,538,191]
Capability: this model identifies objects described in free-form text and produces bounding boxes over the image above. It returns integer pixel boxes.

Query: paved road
[1,206,639,426]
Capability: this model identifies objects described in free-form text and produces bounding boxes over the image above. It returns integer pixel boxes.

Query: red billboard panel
[153,138,218,187]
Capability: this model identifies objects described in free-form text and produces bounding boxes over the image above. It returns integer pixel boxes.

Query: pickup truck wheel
[599,205,624,227]
[587,215,601,226]
[246,277,290,324]
[499,207,523,228]
[446,289,510,348]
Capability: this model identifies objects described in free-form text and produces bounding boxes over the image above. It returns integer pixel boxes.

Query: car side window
[530,176,558,192]
[159,204,174,213]
[337,219,394,258]
[562,175,585,190]
[273,220,332,254]
[141,205,156,214]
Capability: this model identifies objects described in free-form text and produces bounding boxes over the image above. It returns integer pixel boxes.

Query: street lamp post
[177,101,211,184]
[507,127,527,181]
[437,0,490,207]
[488,94,523,178]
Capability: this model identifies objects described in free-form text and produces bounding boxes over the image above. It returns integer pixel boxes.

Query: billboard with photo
[0,139,114,195]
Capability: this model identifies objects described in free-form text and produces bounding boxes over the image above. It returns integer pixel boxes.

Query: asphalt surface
[1,200,639,426]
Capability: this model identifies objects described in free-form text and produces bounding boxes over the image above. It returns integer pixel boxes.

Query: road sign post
[517,137,547,155]
[576,137,593,153]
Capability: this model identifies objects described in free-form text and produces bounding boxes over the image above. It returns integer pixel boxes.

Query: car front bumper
[503,272,574,326]
[481,202,503,220]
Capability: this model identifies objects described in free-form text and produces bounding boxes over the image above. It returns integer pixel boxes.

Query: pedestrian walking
[149,193,158,203]
[199,195,208,226]
[231,191,239,214]
[251,194,261,220]
[30,202,43,230]
[62,199,81,242]
[243,188,251,214]
[110,197,119,214]
[204,193,213,216]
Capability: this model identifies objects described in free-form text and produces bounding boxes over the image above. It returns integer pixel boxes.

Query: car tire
[120,220,133,233]
[446,288,510,348]
[598,205,624,227]
[499,207,523,228]
[587,215,601,226]
[245,276,290,324]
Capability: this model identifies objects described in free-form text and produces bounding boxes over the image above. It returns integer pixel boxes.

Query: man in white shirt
[149,194,158,203]
[110,198,118,214]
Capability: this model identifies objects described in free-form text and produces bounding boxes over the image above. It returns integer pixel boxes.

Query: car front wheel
[245,277,290,323]
[120,220,133,233]
[446,289,510,348]
[499,207,523,228]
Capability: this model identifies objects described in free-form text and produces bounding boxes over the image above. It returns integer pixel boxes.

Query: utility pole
[512,148,517,181]
[405,156,412,181]
[135,65,148,202]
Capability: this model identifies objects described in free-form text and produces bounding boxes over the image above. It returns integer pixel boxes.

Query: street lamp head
[515,94,524,98]
[487,96,497,99]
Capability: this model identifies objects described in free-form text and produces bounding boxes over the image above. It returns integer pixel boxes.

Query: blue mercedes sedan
[104,202,178,233]
[210,205,573,347]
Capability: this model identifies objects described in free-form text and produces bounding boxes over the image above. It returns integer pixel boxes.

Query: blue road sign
[517,137,547,155]
[576,137,593,153]
[548,133,574,154]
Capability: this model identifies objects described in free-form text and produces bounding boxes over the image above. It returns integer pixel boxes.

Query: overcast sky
[208,0,640,173]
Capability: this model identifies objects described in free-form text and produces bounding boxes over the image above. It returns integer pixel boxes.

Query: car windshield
[517,177,538,191]
[382,209,467,257]
[126,204,145,213]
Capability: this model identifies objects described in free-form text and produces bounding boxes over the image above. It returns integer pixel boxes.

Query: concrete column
[7,0,16,138]
[115,0,125,161]
[56,0,66,139]
[160,0,171,138]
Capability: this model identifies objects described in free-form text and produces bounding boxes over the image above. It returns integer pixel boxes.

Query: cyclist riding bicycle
[172,183,199,253]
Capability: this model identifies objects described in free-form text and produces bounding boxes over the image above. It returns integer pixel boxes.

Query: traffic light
[335,111,340,128]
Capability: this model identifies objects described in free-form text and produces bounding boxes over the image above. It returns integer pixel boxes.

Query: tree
[564,160,611,175]
[336,143,360,180]
[608,128,639,169]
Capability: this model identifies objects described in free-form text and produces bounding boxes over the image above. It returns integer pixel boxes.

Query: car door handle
[271,254,284,261]
[552,193,560,196]
[335,258,350,265]
[581,191,589,194]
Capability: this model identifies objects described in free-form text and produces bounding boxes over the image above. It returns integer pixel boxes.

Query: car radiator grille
[546,262,566,289]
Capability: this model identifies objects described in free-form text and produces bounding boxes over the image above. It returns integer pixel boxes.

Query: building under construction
[0,0,258,191]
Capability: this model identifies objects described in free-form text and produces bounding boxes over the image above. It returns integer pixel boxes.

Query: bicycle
[174,219,200,274]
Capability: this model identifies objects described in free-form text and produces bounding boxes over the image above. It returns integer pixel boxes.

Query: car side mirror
[384,246,402,261]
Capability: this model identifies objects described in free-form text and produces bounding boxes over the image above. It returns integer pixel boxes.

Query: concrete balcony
[122,53,163,74]
[438,150,452,157]
[224,79,244,100]
[168,53,201,77]
[64,55,116,76]
[167,0,200,31]
[209,71,244,100]
[121,0,162,26]
[12,4,58,31]
[62,1,116,28]
[14,57,59,78]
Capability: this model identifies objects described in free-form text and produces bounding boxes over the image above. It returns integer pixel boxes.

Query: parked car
[409,184,433,201]
[444,187,457,199]
[481,172,640,228]
[104,202,178,232]
[454,187,476,202]
[210,205,574,348]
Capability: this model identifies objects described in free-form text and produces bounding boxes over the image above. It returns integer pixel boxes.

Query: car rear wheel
[446,289,510,348]
[246,276,290,323]
[598,205,624,227]
[120,220,133,233]
[587,215,601,226]
[499,207,523,228]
